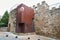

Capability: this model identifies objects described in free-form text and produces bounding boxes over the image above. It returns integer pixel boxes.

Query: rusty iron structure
[8,4,35,33]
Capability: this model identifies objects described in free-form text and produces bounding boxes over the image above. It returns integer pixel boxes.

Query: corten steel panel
[16,4,35,33]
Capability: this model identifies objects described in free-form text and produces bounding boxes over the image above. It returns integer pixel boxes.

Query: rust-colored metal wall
[16,4,35,33]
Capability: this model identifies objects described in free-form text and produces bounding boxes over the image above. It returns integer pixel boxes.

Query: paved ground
[0,32,58,40]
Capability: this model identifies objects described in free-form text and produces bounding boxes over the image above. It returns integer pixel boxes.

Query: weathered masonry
[33,1,60,39]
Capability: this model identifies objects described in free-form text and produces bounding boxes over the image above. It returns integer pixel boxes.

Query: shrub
[0,23,7,27]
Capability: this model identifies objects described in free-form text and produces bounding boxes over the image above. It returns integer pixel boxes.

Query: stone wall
[0,27,8,32]
[33,1,60,39]
[8,8,17,33]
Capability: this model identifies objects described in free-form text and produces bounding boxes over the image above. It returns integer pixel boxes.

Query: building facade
[8,4,35,34]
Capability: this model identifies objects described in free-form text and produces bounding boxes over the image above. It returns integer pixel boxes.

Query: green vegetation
[0,11,9,27]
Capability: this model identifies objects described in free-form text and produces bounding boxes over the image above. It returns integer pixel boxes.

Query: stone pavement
[0,32,58,40]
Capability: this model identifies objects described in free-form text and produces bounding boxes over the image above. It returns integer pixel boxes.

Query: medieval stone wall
[33,1,60,39]
[8,9,17,33]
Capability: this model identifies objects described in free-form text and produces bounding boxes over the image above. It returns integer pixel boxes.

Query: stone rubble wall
[33,1,60,39]
[0,27,8,32]
[8,9,17,33]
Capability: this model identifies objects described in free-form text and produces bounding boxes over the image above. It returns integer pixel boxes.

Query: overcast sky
[0,0,60,16]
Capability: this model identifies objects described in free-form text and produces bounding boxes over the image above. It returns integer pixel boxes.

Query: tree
[0,11,9,27]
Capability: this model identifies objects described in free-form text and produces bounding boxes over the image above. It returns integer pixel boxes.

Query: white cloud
[0,0,60,16]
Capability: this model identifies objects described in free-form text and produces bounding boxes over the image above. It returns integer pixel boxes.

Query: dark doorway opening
[18,23,24,33]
